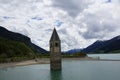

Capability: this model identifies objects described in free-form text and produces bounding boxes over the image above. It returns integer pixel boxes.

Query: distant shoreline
[0,57,120,69]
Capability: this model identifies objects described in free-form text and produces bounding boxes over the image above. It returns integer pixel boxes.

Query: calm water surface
[88,53,120,60]
[0,54,120,80]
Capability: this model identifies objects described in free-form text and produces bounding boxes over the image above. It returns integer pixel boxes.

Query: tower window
[50,43,52,47]
[55,42,59,47]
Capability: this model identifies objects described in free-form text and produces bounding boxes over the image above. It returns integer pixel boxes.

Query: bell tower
[50,28,61,70]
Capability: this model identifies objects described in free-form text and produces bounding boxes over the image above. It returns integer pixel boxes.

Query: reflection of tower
[50,28,61,70]
[50,70,62,80]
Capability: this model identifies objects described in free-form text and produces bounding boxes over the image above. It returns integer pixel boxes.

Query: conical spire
[50,28,60,41]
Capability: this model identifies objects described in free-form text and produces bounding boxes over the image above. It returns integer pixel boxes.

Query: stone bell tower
[50,28,61,70]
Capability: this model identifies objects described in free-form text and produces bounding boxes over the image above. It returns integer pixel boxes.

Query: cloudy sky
[0,0,120,51]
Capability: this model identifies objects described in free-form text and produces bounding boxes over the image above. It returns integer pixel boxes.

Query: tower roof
[50,28,60,41]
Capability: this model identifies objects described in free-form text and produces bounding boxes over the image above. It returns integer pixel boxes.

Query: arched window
[50,43,52,47]
[55,42,59,47]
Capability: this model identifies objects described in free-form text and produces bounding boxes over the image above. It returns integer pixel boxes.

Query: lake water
[88,54,120,60]
[0,54,120,80]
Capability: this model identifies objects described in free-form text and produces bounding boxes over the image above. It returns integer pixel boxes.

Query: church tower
[50,28,61,70]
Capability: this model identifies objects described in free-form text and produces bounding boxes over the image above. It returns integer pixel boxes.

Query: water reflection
[50,70,62,80]
[0,68,8,71]
[1,66,16,71]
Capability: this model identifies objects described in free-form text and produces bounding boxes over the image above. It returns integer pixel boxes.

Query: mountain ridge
[0,26,48,54]
[82,35,120,53]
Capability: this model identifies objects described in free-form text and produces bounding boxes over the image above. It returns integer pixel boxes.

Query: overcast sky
[0,0,120,51]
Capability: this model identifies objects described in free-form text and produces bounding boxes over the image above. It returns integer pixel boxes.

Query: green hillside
[0,38,35,62]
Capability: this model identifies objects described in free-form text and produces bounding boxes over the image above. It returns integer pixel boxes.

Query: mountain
[0,26,48,54]
[0,38,34,58]
[65,49,83,54]
[82,36,120,53]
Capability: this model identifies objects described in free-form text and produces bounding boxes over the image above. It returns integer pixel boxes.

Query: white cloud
[0,0,120,51]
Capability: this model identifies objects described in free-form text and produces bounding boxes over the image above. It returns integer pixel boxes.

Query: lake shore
[0,57,120,69]
[0,58,50,69]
